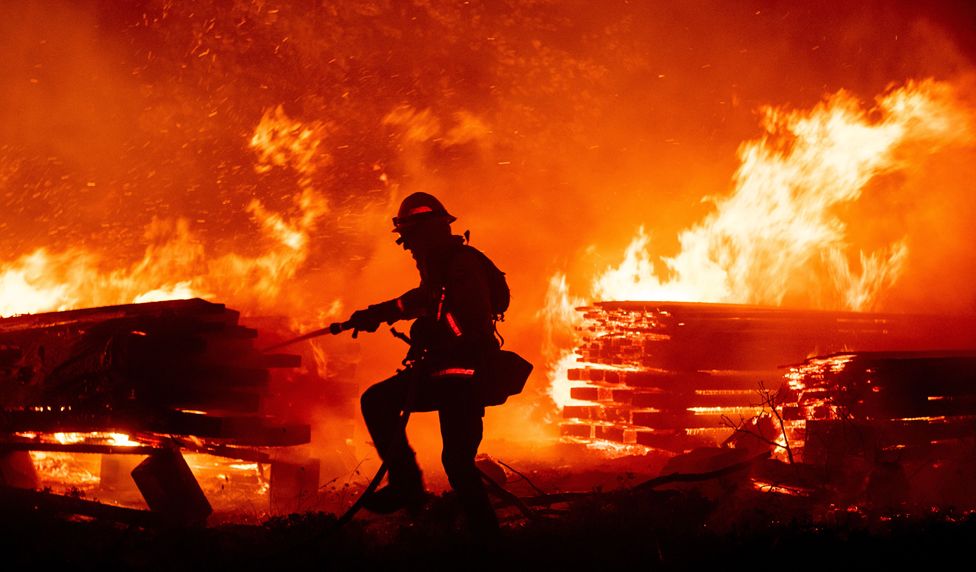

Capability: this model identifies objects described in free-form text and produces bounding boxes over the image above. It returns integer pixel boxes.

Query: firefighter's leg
[439,396,499,536]
[360,372,425,512]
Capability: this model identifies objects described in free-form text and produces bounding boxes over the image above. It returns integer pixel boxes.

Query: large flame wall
[2,2,976,464]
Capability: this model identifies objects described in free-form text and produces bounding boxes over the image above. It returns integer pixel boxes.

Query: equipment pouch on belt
[476,349,533,406]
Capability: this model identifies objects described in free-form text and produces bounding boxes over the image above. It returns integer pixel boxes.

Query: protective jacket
[368,235,500,374]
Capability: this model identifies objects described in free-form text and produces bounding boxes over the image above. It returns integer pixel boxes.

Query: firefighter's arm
[347,288,427,334]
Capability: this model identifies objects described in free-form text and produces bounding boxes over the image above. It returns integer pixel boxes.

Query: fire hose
[260,321,407,526]
[261,322,535,526]
[259,321,354,353]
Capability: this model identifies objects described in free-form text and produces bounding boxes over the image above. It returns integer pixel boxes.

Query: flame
[53,432,87,445]
[107,433,139,447]
[132,281,198,304]
[0,250,73,316]
[250,105,330,185]
[592,80,971,310]
[542,80,975,451]
[547,351,581,409]
[541,273,587,407]
[0,108,332,318]
[45,432,140,446]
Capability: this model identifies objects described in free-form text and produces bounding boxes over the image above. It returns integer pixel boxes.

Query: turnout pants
[360,366,498,532]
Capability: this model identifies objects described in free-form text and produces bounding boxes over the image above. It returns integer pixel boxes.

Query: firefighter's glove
[349,307,383,337]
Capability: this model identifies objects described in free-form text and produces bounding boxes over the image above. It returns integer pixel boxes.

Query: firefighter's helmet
[392,192,456,233]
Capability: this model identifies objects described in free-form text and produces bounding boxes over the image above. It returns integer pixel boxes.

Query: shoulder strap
[452,242,509,347]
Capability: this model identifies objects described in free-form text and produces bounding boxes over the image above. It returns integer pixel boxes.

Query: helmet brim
[391,212,457,233]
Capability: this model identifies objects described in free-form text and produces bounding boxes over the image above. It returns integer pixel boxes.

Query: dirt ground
[4,449,976,571]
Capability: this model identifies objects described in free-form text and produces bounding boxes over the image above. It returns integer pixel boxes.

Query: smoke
[2,1,976,478]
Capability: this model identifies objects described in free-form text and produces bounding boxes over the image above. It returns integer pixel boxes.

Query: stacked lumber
[779,351,976,464]
[560,302,976,453]
[0,298,309,447]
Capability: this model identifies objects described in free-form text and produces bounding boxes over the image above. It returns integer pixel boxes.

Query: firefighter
[347,191,503,536]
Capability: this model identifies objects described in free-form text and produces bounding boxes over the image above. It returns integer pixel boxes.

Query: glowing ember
[107,433,139,447]
[30,452,100,491]
[53,432,89,445]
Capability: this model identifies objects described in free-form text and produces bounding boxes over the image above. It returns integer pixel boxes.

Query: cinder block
[131,448,212,526]
[0,451,38,489]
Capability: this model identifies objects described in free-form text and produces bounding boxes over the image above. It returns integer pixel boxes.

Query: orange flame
[546,79,974,409]
[0,107,334,319]
[593,80,971,310]
[540,273,586,408]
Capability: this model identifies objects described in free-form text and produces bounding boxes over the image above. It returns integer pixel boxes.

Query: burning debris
[0,298,320,524]
[551,300,976,515]
[558,301,976,457]
[781,351,976,465]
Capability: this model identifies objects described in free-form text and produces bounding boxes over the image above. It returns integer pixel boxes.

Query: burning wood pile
[560,302,976,455]
[780,351,976,464]
[0,299,312,524]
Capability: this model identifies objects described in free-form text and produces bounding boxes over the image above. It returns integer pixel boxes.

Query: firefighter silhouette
[347,192,508,535]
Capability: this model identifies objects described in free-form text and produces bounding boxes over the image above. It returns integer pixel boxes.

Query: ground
[4,452,976,571]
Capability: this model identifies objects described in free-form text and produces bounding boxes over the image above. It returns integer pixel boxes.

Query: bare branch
[758,381,794,465]
[496,459,547,497]
[722,386,795,464]
[479,467,539,520]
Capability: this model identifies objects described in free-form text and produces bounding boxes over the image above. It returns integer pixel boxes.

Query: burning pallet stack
[561,302,976,454]
[0,298,309,443]
[780,351,976,465]
[0,298,313,523]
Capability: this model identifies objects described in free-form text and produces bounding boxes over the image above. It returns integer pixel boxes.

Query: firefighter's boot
[362,466,427,514]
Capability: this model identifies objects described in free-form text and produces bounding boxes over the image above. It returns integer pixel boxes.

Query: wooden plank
[562,405,600,420]
[631,410,741,430]
[162,388,263,414]
[803,418,976,457]
[859,357,976,396]
[631,390,762,409]
[584,303,976,359]
[560,423,593,439]
[138,366,271,389]
[594,424,628,443]
[0,441,155,455]
[633,429,721,452]
[612,389,636,404]
[569,386,600,401]
[0,411,145,434]
[146,410,225,436]
[562,405,628,423]
[858,395,976,419]
[621,370,779,391]
[0,298,227,334]
[0,486,165,527]
[214,417,311,446]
